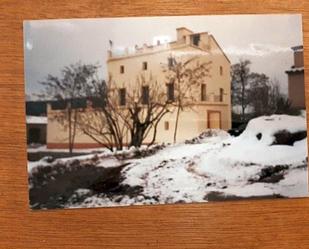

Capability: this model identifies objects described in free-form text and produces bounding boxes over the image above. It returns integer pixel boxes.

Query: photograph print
[24,14,308,210]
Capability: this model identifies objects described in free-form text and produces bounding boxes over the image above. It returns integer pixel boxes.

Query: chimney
[176,27,193,43]
[292,46,304,68]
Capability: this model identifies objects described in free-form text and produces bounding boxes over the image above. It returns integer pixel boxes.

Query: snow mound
[237,115,307,146]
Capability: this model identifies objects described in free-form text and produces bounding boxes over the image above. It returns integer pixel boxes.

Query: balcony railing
[202,94,225,103]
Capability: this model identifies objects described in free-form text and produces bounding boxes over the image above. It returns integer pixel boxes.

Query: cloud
[224,43,293,57]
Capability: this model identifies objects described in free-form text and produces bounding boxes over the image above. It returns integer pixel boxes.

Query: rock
[204,191,283,202]
[41,156,54,163]
[249,165,289,183]
[272,129,307,146]
[90,163,131,193]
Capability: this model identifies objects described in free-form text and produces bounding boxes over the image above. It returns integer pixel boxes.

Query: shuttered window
[141,86,149,104]
[119,88,126,106]
[167,83,174,102]
[201,84,207,101]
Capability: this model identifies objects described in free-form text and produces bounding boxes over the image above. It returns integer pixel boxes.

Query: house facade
[286,45,305,109]
[47,27,231,148]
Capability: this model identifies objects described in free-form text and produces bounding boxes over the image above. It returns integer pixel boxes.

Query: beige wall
[47,106,100,148]
[294,51,304,67]
[138,103,230,144]
[107,36,231,108]
[176,27,193,43]
[288,72,305,109]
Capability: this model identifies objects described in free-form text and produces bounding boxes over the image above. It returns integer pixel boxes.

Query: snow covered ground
[28,114,309,209]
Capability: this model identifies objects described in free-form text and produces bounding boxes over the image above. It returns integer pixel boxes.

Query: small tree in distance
[231,59,298,122]
[231,59,251,122]
[248,72,270,116]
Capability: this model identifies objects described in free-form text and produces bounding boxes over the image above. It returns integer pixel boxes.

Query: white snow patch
[26,116,47,124]
[29,114,309,208]
[237,114,306,146]
[28,158,51,173]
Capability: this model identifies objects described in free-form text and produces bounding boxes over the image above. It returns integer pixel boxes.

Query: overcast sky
[24,14,303,99]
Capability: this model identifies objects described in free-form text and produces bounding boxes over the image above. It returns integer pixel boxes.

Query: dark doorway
[28,128,41,144]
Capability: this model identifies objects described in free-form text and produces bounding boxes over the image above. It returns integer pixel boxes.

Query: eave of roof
[209,34,231,64]
[285,66,304,74]
[107,43,209,62]
[291,45,303,52]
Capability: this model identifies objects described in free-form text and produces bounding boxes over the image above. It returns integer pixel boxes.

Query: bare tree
[77,78,129,151]
[248,72,270,116]
[266,79,295,115]
[77,73,171,150]
[125,75,171,147]
[40,62,99,154]
[231,60,251,121]
[164,57,212,143]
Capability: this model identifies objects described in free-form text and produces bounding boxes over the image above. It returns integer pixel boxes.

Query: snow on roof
[26,116,47,124]
[291,45,303,52]
[286,66,304,73]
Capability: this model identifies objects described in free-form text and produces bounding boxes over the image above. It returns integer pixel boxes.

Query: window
[71,98,87,109]
[168,57,174,69]
[28,128,41,144]
[142,61,148,70]
[219,88,224,102]
[120,65,125,74]
[141,86,149,104]
[167,82,175,102]
[191,34,200,46]
[164,121,169,131]
[91,97,106,108]
[51,100,67,110]
[220,66,223,76]
[119,88,126,106]
[201,84,207,101]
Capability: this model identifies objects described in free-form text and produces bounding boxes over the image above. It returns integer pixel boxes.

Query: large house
[47,27,231,149]
[286,45,305,109]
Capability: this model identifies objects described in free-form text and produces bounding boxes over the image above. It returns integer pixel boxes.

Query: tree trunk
[130,125,145,148]
[68,108,73,155]
[173,104,181,143]
[241,80,245,122]
[241,104,245,122]
[71,109,78,154]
